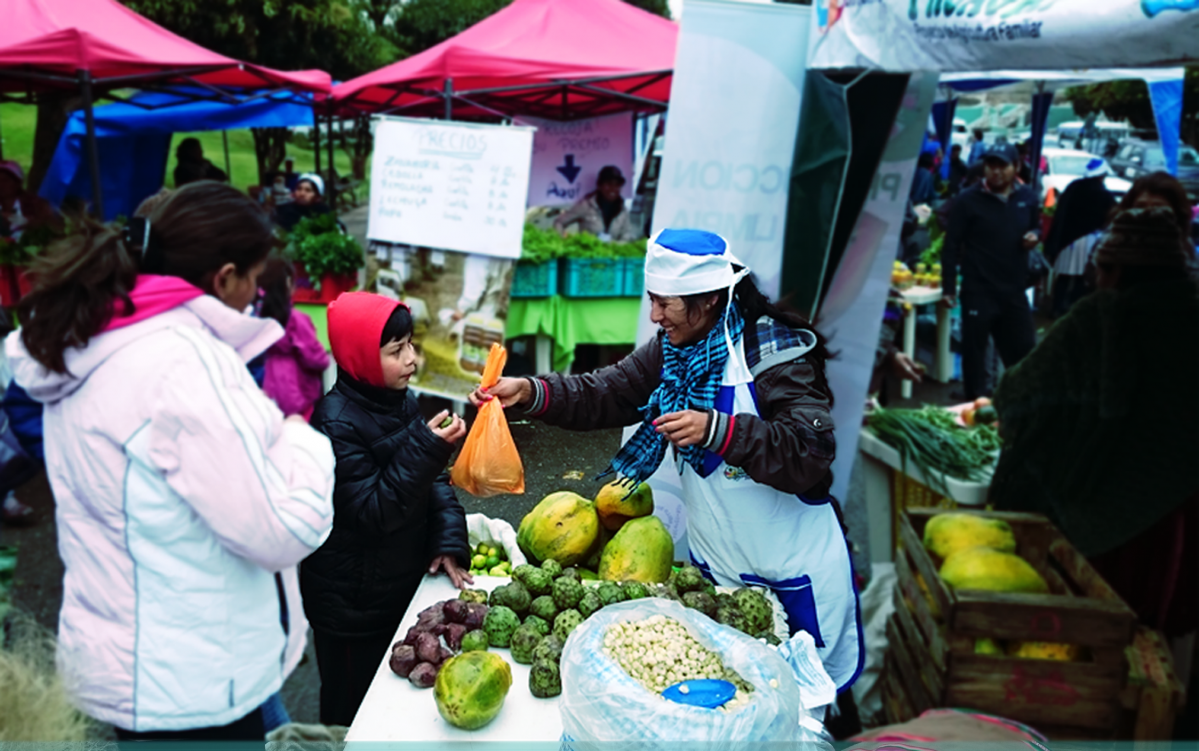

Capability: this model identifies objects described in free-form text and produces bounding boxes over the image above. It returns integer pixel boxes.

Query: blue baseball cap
[983,142,1020,166]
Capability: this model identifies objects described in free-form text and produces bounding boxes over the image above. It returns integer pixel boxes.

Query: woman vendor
[991,207,1197,641]
[471,229,864,695]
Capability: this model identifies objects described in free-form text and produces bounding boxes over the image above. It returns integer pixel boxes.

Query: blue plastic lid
[661,679,736,709]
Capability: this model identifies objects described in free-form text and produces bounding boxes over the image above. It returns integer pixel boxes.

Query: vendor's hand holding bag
[451,343,525,497]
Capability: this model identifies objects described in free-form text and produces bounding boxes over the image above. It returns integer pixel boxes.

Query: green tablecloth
[506,295,642,371]
[295,303,331,351]
[297,297,642,372]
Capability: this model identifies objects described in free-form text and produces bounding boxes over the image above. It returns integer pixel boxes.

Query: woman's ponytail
[18,219,140,374]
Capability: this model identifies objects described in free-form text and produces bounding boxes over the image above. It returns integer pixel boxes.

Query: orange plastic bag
[451,343,525,497]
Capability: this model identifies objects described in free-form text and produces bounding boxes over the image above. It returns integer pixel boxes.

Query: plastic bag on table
[451,343,524,497]
[559,599,802,750]
[465,513,528,568]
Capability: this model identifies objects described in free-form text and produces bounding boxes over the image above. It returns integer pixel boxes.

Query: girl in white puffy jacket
[6,182,335,740]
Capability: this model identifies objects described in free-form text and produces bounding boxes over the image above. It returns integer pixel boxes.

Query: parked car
[1108,139,1199,201]
[1040,147,1132,202]
[1055,121,1130,157]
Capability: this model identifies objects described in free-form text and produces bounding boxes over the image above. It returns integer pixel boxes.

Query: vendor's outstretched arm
[706,360,836,496]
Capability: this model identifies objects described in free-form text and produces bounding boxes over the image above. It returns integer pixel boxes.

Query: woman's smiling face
[648,292,719,347]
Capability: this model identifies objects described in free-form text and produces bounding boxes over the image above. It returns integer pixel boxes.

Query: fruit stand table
[895,286,952,399]
[507,295,642,373]
[858,424,995,565]
[346,574,563,743]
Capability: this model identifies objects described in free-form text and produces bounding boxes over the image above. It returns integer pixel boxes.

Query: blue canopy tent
[40,89,315,221]
[935,68,1186,196]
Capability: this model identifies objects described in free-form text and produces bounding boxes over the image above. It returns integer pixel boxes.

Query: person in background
[259,257,330,420]
[282,158,301,191]
[274,174,333,232]
[909,152,938,206]
[967,128,988,165]
[6,181,335,740]
[553,165,640,242]
[941,142,1040,400]
[947,144,969,196]
[0,161,59,242]
[301,292,471,728]
[1043,158,1116,317]
[173,138,228,187]
[991,206,1196,650]
[472,230,864,714]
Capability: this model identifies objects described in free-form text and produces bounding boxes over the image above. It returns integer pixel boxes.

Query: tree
[118,0,397,184]
[1063,67,1198,146]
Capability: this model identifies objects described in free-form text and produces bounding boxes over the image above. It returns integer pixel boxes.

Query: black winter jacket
[300,373,471,638]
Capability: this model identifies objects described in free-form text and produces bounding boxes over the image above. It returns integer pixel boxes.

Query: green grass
[0,102,367,197]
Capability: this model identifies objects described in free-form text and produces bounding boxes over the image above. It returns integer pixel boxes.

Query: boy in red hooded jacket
[300,291,472,728]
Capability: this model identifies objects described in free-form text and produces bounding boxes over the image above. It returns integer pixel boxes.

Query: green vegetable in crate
[434,651,513,730]
[529,658,562,698]
[865,406,998,493]
[532,634,565,664]
[540,559,563,578]
[461,630,489,652]
[621,581,648,600]
[459,590,489,605]
[482,606,521,648]
[508,623,543,665]
[577,590,603,619]
[552,609,584,642]
[551,576,584,610]
[529,595,559,622]
[489,582,531,616]
[733,588,774,634]
[523,614,551,636]
[596,582,627,607]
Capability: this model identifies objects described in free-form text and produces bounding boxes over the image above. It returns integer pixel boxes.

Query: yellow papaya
[939,547,1048,594]
[1007,641,1080,661]
[594,481,654,532]
[923,513,1017,561]
[597,515,673,583]
[516,491,600,567]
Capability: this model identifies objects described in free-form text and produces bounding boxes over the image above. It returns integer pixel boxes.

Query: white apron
[678,338,864,693]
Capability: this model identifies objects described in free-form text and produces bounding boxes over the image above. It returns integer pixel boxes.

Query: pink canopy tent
[332,0,677,121]
[0,0,332,215]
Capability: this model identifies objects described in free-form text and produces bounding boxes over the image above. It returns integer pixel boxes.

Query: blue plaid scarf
[601,305,745,487]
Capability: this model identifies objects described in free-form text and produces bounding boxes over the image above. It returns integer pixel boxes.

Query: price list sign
[368,117,534,259]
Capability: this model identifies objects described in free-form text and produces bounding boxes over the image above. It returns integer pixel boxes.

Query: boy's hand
[429,555,473,589]
[469,377,531,408]
[428,410,467,444]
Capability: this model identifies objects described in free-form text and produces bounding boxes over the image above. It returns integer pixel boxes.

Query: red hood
[327,292,405,388]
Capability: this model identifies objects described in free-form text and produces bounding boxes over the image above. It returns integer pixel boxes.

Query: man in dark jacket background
[941,143,1041,400]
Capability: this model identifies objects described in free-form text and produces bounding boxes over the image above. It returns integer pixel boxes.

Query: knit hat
[1094,207,1191,269]
[327,292,407,387]
[644,229,748,297]
[297,173,324,196]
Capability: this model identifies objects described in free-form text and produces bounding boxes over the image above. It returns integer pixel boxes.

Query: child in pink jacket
[259,258,331,420]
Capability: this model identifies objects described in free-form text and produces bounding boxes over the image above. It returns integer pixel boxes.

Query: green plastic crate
[621,257,645,297]
[560,257,622,298]
[510,261,558,298]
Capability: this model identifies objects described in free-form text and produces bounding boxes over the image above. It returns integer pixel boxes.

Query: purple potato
[403,626,425,646]
[464,602,490,630]
[415,631,442,664]
[389,644,418,678]
[416,608,447,631]
[431,622,449,638]
[443,599,470,624]
[438,646,453,664]
[444,622,468,652]
[408,661,439,688]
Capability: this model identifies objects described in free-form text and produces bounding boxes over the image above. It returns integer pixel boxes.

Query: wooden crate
[888,507,1145,738]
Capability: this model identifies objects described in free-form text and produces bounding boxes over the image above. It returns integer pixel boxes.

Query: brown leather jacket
[520,333,836,498]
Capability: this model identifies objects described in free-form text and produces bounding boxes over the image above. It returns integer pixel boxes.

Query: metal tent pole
[78,70,104,219]
[222,130,232,179]
[444,78,453,121]
[326,105,336,206]
[313,108,322,175]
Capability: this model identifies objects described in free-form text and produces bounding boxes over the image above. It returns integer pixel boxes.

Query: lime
[485,555,501,569]
[472,554,487,569]
[475,543,489,556]
[488,566,509,577]
[487,547,499,558]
